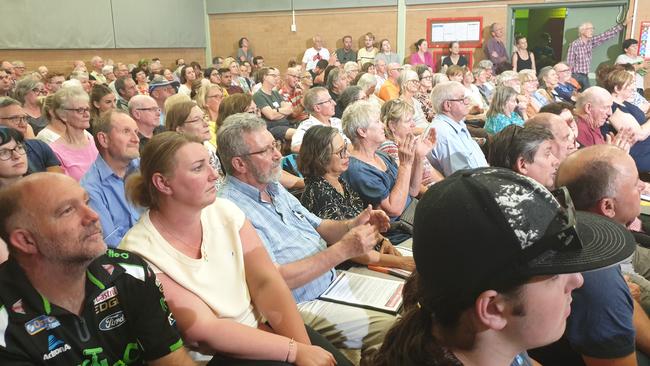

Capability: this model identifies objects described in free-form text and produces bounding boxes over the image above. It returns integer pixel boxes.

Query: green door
[562,5,626,84]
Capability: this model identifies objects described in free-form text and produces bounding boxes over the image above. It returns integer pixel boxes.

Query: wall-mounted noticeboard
[639,21,650,59]
[427,17,483,48]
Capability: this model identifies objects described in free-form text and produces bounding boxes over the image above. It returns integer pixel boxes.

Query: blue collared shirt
[80,155,141,248]
[219,176,335,303]
[426,114,488,176]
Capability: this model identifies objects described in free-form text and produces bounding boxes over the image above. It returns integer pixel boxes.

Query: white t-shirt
[177,84,191,96]
[119,199,258,327]
[291,115,347,150]
[615,54,645,90]
[302,47,330,71]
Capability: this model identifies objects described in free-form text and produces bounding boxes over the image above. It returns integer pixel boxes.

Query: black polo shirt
[0,248,184,365]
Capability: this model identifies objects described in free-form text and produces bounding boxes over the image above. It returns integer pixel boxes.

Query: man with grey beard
[217,112,395,364]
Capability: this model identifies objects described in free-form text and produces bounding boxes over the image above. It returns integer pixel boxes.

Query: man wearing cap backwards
[369,167,636,366]
[553,145,650,361]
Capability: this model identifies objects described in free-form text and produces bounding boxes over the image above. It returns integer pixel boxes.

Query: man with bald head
[566,19,628,89]
[129,95,163,152]
[0,173,194,365]
[548,144,650,362]
[526,112,576,162]
[574,86,634,150]
[377,62,401,102]
[90,56,106,84]
[302,35,330,72]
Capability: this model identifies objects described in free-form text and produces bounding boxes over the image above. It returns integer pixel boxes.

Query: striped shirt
[219,176,335,303]
[566,25,622,74]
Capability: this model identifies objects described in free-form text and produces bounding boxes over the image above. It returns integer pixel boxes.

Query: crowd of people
[0,18,650,366]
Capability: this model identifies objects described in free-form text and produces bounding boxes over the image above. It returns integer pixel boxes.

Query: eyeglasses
[315,98,335,106]
[267,73,281,78]
[421,76,433,80]
[0,143,26,161]
[447,97,470,105]
[332,142,349,158]
[206,94,223,99]
[0,115,28,124]
[64,107,91,114]
[32,88,47,95]
[185,114,206,124]
[136,107,161,112]
[556,69,571,73]
[239,140,282,157]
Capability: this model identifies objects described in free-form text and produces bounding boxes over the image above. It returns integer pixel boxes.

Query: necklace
[151,211,207,261]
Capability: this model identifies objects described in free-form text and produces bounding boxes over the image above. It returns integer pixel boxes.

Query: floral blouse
[300,176,363,220]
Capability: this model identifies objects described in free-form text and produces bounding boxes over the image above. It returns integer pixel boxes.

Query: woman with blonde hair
[519,69,543,118]
[165,101,222,183]
[195,83,224,146]
[120,132,345,366]
[484,86,525,134]
[398,70,428,131]
[378,99,443,189]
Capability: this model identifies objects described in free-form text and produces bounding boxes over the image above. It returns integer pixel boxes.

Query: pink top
[409,51,435,70]
[50,134,99,181]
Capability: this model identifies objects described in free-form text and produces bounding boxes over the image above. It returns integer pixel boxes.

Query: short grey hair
[303,86,328,114]
[344,61,359,73]
[13,78,43,104]
[430,81,464,114]
[477,60,493,70]
[357,73,377,93]
[398,69,418,91]
[217,113,268,175]
[496,70,518,86]
[326,68,345,90]
[0,97,21,109]
[342,100,380,145]
[69,70,89,81]
[101,65,114,75]
[128,94,156,114]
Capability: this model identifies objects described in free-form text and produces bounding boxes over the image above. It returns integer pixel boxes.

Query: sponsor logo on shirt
[93,286,118,305]
[43,335,71,360]
[25,315,60,335]
[11,299,25,314]
[99,311,125,331]
[93,286,120,314]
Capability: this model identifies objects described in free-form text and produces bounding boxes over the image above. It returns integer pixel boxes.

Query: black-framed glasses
[136,107,161,112]
[333,142,349,159]
[64,107,91,114]
[239,140,282,157]
[0,115,28,124]
[447,97,470,105]
[32,88,47,95]
[185,114,206,124]
[0,143,26,161]
[315,98,334,106]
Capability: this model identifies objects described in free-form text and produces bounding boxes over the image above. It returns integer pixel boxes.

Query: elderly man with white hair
[302,35,330,72]
[89,55,106,84]
[566,19,628,89]
[425,81,488,176]
[574,86,635,150]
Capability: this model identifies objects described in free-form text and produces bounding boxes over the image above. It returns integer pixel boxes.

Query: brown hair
[126,131,201,210]
[603,69,634,94]
[165,101,197,131]
[215,93,253,130]
[297,125,338,177]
